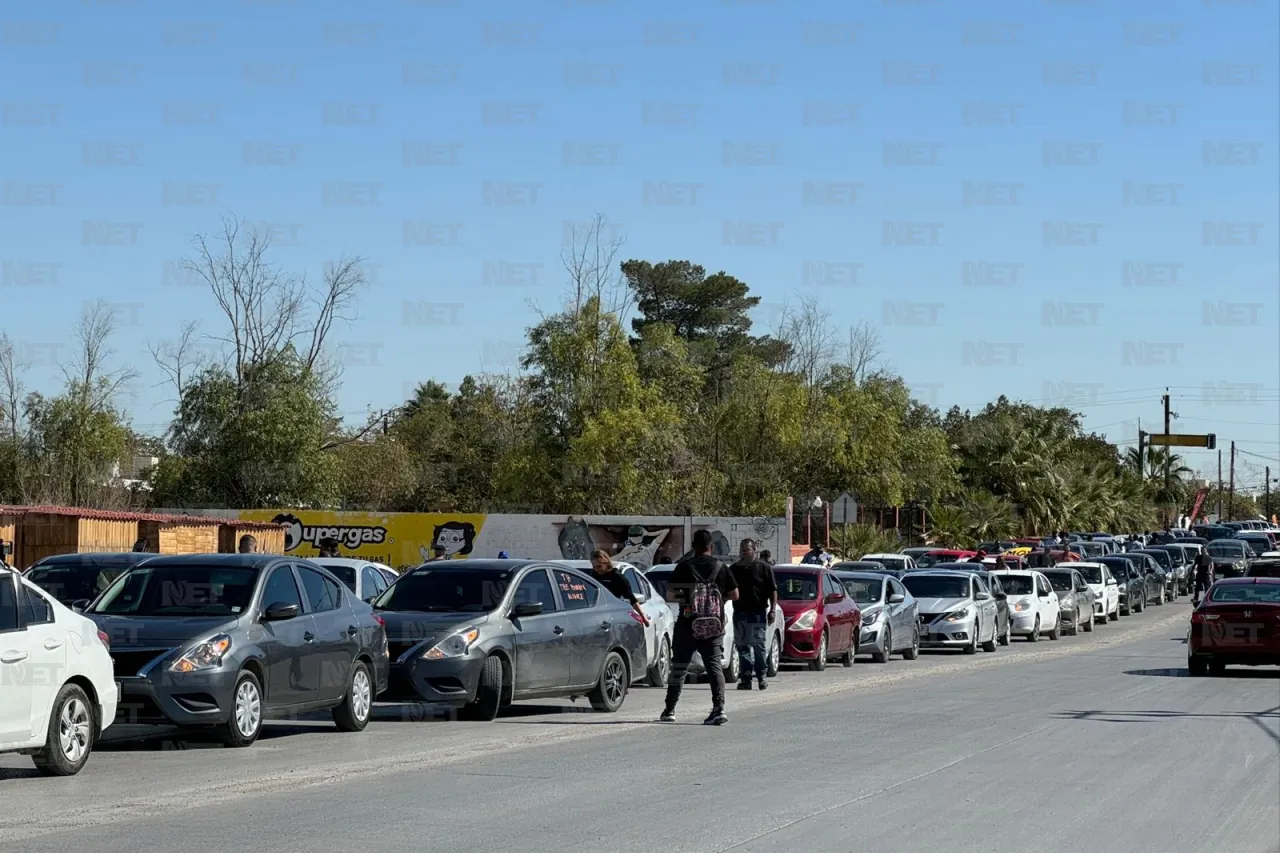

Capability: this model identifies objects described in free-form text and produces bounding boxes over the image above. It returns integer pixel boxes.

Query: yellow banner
[236,510,489,571]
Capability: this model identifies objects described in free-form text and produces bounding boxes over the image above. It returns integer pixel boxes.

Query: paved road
[4,601,1278,853]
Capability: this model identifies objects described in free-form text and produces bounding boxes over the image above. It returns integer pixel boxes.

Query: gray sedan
[835,571,920,662]
[1040,568,1096,636]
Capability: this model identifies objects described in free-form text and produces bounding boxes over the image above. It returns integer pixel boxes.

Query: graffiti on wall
[556,517,679,569]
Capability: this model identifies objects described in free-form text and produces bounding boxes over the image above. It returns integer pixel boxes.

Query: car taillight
[628,610,644,623]
[1191,612,1219,624]
[372,614,385,627]
[97,629,110,648]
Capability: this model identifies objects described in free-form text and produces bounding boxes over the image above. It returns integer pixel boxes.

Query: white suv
[0,566,118,775]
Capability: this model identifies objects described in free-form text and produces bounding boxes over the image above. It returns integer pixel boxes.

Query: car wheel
[1027,616,1041,642]
[1188,656,1208,676]
[1155,586,1165,606]
[903,626,920,660]
[841,637,856,667]
[218,670,264,747]
[459,654,504,721]
[1208,659,1226,677]
[32,683,95,776]
[332,660,373,732]
[1136,593,1146,613]
[872,626,891,663]
[809,631,828,671]
[964,624,979,655]
[1083,610,1094,632]
[1048,614,1062,641]
[588,650,629,712]
[647,636,671,688]
[981,619,997,653]
[725,646,741,683]
[998,618,1011,646]
[766,633,781,677]
[1109,602,1119,621]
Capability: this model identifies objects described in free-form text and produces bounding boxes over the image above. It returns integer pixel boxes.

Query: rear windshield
[24,564,129,603]
[863,556,906,569]
[1076,565,1104,584]
[1042,572,1075,592]
[902,575,970,599]
[1208,584,1280,603]
[91,566,259,616]
[646,570,672,599]
[996,574,1035,595]
[315,563,357,591]
[917,553,966,568]
[1207,541,1246,557]
[774,571,819,601]
[835,576,882,604]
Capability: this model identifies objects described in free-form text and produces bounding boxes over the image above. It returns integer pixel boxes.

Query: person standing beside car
[729,538,777,691]
[661,529,739,726]
[588,550,649,627]
[1193,550,1214,604]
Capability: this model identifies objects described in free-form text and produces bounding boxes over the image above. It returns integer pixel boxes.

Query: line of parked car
[4,526,1277,777]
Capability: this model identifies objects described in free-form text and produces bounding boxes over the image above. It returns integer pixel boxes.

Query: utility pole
[1227,441,1236,521]
[1217,450,1223,520]
[1136,418,1144,479]
[1162,390,1172,529]
[1266,466,1272,522]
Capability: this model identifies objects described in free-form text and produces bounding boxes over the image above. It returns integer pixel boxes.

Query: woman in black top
[589,550,649,627]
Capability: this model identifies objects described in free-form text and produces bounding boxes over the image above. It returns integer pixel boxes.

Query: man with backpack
[661,529,739,725]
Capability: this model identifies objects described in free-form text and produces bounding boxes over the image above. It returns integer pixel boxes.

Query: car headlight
[789,610,817,631]
[423,627,480,660]
[861,607,881,626]
[169,634,232,673]
[1014,600,1033,612]
[943,607,972,623]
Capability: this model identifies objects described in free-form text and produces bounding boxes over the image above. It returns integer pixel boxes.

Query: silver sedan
[1041,568,1096,636]
[835,571,920,662]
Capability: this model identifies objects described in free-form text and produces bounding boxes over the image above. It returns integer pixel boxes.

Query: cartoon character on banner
[419,520,477,563]
[613,525,671,570]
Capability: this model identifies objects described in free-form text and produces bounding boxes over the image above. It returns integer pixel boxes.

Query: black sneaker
[757,680,768,690]
[704,710,728,726]
[659,709,675,722]
[737,680,752,691]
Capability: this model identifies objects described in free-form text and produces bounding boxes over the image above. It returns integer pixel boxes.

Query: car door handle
[1,650,28,664]
[553,626,564,635]
[303,632,315,643]
[347,625,359,636]
[44,638,63,650]
[600,621,611,631]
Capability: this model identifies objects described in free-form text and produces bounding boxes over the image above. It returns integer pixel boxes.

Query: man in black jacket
[1193,551,1214,604]
[661,529,739,726]
[729,538,777,691]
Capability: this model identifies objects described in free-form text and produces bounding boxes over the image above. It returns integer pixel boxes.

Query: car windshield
[775,571,819,600]
[315,562,357,591]
[24,562,131,603]
[836,576,882,604]
[902,575,970,599]
[1140,551,1171,568]
[373,567,512,612]
[646,570,672,599]
[1208,542,1246,558]
[1208,584,1280,603]
[863,556,905,568]
[917,553,964,567]
[1076,566,1104,584]
[1042,572,1075,592]
[996,574,1035,595]
[91,566,258,616]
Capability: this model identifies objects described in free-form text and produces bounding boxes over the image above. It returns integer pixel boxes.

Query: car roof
[129,553,282,569]
[31,551,154,563]
[860,553,905,559]
[551,559,640,571]
[1055,561,1105,568]
[407,558,544,573]
[773,564,821,572]
[1214,577,1280,585]
[833,570,889,581]
[309,557,386,568]
[989,569,1038,576]
[905,569,974,579]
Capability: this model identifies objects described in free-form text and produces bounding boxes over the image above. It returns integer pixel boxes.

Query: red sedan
[774,565,861,671]
[1188,577,1280,675]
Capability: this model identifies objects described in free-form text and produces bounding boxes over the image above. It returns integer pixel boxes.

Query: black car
[1134,550,1178,603]
[88,554,389,747]
[23,552,155,607]
[1097,556,1147,615]
[929,563,1012,645]
[374,560,647,721]
[1157,544,1195,594]
[1205,539,1251,579]
[831,560,906,578]
[1247,558,1280,578]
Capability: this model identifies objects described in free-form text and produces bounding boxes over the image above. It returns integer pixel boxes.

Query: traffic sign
[831,492,858,525]
[1146,433,1216,449]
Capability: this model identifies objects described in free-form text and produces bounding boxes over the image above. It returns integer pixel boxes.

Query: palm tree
[925,504,971,548]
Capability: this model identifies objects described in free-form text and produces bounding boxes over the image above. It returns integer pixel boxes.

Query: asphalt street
[4,600,1278,853]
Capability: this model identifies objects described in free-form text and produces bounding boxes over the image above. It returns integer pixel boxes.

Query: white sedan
[989,569,1062,641]
[0,565,118,775]
[309,557,398,603]
[861,553,918,572]
[1057,561,1119,623]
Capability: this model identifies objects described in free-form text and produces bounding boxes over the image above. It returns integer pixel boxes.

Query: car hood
[88,613,238,647]
[378,611,494,643]
[914,597,970,615]
[779,599,820,616]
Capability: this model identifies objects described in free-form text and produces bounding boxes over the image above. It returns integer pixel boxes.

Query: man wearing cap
[614,524,669,569]
[968,549,988,563]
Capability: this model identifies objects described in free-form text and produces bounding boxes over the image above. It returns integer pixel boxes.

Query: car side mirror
[995,591,1007,600]
[70,598,90,612]
[888,592,905,604]
[975,591,991,601]
[511,601,543,618]
[262,602,300,621]
[1107,579,1118,585]
[824,593,843,604]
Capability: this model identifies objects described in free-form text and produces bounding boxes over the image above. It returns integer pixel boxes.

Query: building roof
[0,504,283,531]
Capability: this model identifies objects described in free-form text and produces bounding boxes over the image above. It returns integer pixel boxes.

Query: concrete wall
[157,509,787,571]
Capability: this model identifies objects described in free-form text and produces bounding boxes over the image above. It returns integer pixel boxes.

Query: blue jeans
[733,611,769,681]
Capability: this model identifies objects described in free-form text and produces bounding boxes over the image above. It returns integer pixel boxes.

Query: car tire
[459,655,504,721]
[981,620,997,653]
[841,638,856,667]
[1027,616,1041,642]
[725,646,741,683]
[903,626,920,660]
[32,683,95,777]
[872,626,891,663]
[1208,660,1226,677]
[1136,593,1146,613]
[998,619,1011,646]
[588,650,629,712]
[647,636,671,688]
[766,632,781,677]
[809,631,828,671]
[218,670,264,748]
[1048,614,1061,641]
[332,660,373,732]
[964,625,978,655]
[1109,603,1119,621]
[1083,610,1094,632]
[1155,586,1165,606]
[1188,656,1208,676]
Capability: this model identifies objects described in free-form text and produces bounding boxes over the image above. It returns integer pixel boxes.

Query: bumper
[114,667,240,727]
[918,620,975,647]
[1010,612,1039,634]
[100,681,121,733]
[783,628,822,660]
[386,653,486,706]
[858,625,886,654]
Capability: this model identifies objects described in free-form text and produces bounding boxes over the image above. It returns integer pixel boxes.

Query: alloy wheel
[234,679,262,739]
[58,697,91,763]
[603,656,626,705]
[351,668,372,722]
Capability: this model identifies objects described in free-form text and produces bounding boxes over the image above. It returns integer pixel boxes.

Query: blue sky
[2,0,1277,492]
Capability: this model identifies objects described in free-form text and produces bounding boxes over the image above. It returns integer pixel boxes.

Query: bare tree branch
[561,214,630,318]
[773,293,839,387]
[844,320,887,384]
[148,320,209,405]
[66,300,141,411]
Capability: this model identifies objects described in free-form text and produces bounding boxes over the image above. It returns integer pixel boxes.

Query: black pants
[665,621,725,713]
[1193,577,1210,602]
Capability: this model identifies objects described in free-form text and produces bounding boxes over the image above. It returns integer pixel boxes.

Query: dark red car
[774,565,861,671]
[1187,577,1280,675]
